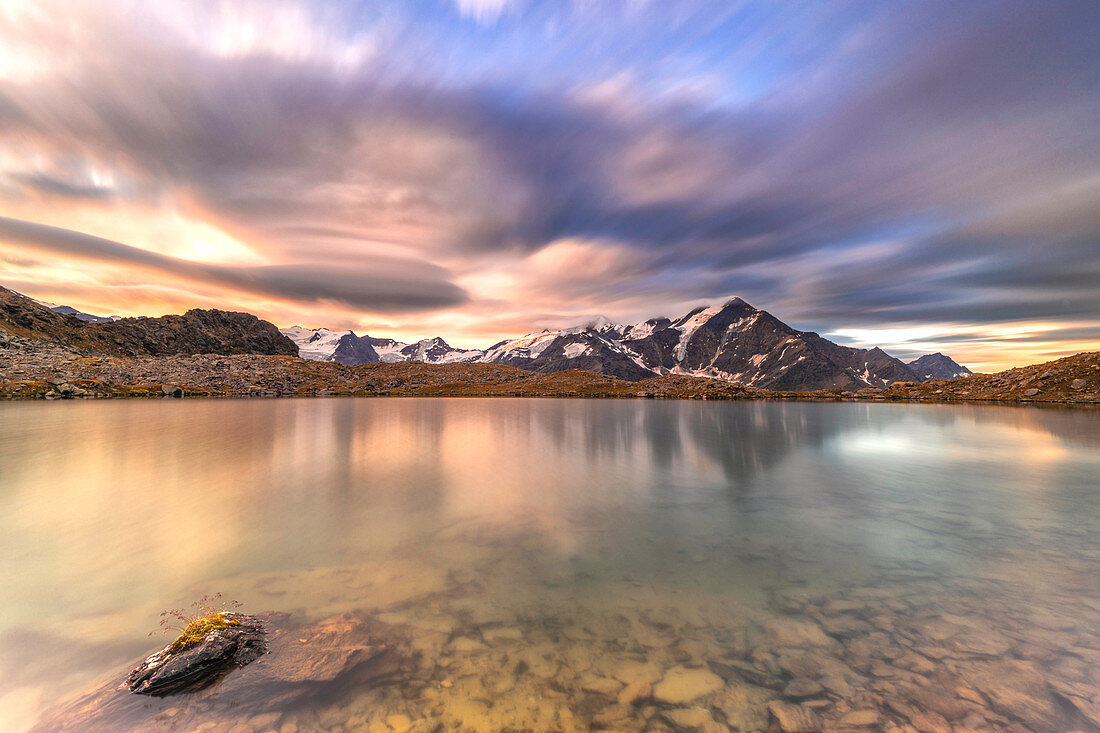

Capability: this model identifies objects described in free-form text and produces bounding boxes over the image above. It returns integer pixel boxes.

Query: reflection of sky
[0,398,1098,730]
[2,399,1097,627]
[1,1,1099,370]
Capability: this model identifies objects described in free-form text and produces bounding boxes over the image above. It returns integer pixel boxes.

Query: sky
[0,0,1098,371]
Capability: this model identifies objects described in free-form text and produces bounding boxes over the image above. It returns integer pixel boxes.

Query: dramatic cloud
[0,217,468,313]
[0,0,1097,369]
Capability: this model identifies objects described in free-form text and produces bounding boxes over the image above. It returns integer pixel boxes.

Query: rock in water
[33,612,406,732]
[127,613,266,696]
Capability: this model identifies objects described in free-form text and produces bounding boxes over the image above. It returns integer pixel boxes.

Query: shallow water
[1,398,1099,732]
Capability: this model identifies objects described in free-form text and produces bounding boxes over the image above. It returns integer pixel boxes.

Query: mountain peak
[908,352,972,380]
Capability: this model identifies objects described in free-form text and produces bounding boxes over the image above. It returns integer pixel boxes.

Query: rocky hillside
[873,351,1100,403]
[0,286,297,358]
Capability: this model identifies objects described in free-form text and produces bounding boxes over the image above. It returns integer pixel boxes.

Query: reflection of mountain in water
[523,400,851,486]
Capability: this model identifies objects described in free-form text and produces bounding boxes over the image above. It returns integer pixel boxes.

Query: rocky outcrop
[872,351,1099,403]
[93,310,299,357]
[0,286,297,358]
[332,332,381,365]
[127,613,266,696]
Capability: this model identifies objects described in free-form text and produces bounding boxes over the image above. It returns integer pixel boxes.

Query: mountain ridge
[1,284,973,392]
[0,286,297,358]
[282,297,966,391]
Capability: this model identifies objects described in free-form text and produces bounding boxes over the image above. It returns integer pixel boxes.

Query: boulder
[32,612,407,732]
[127,613,266,696]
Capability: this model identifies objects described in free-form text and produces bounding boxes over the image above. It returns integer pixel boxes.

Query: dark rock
[708,659,784,689]
[33,612,408,732]
[0,285,297,358]
[127,613,266,696]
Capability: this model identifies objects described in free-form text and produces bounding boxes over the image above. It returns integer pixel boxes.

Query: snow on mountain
[399,337,483,364]
[364,337,409,363]
[280,326,380,365]
[480,330,560,362]
[282,326,347,361]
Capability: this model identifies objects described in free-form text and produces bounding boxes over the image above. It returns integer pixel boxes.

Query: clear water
[1,398,1098,732]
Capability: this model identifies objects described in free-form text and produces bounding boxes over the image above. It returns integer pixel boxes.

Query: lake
[1,398,1099,732]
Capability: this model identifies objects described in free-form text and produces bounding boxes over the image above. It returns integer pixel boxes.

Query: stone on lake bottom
[782,677,823,700]
[767,701,820,733]
[653,666,724,705]
[762,618,835,648]
[836,709,879,727]
[617,680,652,706]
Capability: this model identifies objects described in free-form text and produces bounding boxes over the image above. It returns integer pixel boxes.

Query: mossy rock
[127,613,265,696]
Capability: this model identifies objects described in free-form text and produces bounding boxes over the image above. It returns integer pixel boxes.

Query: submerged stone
[653,666,724,705]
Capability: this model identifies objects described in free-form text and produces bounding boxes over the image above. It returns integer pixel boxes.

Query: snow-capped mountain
[907,353,972,380]
[280,328,477,365]
[481,323,654,381]
[281,298,969,390]
[281,326,380,365]
[366,335,482,363]
[396,337,482,364]
[482,298,919,390]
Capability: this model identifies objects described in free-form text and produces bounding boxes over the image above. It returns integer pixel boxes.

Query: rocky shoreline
[2,330,1097,405]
